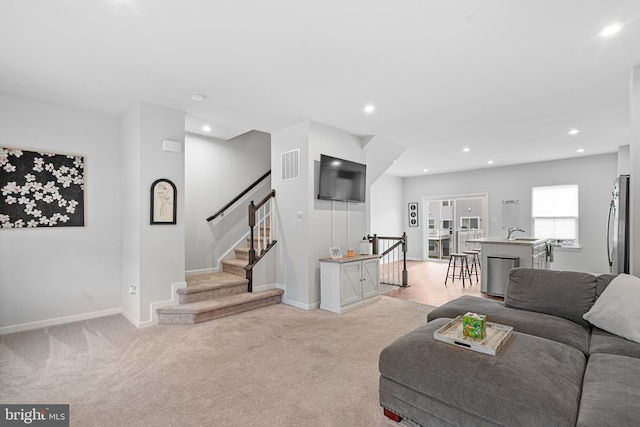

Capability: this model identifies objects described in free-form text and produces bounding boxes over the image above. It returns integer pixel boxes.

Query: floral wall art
[1,147,85,229]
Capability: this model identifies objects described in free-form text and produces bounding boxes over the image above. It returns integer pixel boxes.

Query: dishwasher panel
[487,256,520,297]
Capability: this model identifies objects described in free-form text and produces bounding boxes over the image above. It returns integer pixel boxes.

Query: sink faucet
[506,227,526,240]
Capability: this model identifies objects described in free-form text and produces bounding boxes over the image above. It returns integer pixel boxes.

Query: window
[460,217,479,229]
[531,185,579,247]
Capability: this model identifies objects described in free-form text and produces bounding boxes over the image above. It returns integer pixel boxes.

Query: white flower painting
[0,147,85,229]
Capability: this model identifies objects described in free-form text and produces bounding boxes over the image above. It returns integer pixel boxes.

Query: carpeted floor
[0,296,434,427]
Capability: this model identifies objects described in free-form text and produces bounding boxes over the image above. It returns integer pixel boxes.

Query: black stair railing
[206,170,271,222]
[368,232,408,287]
[245,189,277,291]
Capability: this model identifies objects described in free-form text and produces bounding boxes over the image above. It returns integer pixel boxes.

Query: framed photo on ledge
[150,179,177,225]
[329,246,343,259]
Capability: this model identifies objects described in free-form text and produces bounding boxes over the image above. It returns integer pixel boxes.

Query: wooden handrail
[206,170,271,222]
[254,189,276,211]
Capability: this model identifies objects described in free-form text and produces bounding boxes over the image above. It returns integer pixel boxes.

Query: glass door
[455,198,485,252]
[427,200,452,260]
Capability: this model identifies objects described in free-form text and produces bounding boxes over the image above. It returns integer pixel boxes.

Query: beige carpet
[0,296,434,427]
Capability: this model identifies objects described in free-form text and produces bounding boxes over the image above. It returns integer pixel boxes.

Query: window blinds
[532,185,579,240]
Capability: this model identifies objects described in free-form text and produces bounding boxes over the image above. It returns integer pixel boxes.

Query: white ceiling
[1,1,640,177]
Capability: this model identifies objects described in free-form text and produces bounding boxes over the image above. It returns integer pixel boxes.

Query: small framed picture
[150,178,177,225]
[329,246,343,259]
[408,202,418,227]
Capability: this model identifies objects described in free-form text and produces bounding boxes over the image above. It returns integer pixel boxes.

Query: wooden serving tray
[433,316,513,356]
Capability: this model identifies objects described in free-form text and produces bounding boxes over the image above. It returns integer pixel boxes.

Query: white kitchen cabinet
[532,242,548,270]
[320,255,381,313]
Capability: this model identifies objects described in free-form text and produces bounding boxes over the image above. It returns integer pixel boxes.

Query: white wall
[138,102,185,324]
[120,104,141,322]
[363,135,406,231]
[185,131,271,272]
[403,153,618,274]
[308,122,368,305]
[0,93,121,330]
[271,121,372,308]
[271,122,311,306]
[631,66,640,276]
[370,174,404,236]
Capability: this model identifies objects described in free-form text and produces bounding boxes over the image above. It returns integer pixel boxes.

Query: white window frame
[460,216,480,230]
[531,185,579,248]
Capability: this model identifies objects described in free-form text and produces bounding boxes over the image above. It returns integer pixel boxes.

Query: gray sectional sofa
[379,268,640,426]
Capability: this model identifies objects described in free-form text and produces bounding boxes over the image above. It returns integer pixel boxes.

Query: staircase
[157,225,282,325]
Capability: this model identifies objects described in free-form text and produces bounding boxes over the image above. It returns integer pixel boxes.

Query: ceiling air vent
[281,149,300,181]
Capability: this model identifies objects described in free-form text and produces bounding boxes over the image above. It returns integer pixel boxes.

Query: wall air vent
[281,149,300,181]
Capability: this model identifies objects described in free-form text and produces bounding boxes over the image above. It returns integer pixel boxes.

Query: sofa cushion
[504,268,596,327]
[595,273,617,298]
[589,328,640,359]
[427,295,591,354]
[576,353,640,427]
[379,318,586,427]
[583,273,640,344]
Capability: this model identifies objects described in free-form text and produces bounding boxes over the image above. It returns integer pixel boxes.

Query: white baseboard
[280,286,320,311]
[120,309,140,328]
[0,307,122,335]
[143,281,188,328]
[251,282,276,293]
[283,299,320,310]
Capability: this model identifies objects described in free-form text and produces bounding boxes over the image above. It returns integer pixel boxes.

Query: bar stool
[463,250,481,282]
[445,253,471,288]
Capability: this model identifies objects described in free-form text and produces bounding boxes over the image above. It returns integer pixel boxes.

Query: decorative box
[462,312,487,339]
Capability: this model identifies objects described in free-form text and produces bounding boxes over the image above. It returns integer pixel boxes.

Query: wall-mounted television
[318,154,366,203]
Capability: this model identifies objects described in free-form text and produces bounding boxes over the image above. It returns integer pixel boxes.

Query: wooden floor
[382,260,502,307]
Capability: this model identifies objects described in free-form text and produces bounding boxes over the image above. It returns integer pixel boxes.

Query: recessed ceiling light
[568,128,580,135]
[462,147,470,153]
[364,104,375,113]
[600,23,623,37]
[577,148,585,153]
[423,169,428,173]
[488,160,494,164]
[202,125,211,132]
[192,93,207,102]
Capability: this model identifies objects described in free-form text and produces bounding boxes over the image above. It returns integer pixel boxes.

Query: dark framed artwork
[150,179,177,225]
[1,147,85,229]
[408,202,418,227]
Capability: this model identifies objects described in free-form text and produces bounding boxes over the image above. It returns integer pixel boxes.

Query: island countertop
[467,237,549,246]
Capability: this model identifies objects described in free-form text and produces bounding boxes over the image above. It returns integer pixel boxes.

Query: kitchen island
[467,237,551,296]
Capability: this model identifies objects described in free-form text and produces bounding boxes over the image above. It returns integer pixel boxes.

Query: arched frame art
[150,178,177,225]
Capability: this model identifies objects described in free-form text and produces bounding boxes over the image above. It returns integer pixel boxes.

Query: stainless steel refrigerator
[608,175,630,274]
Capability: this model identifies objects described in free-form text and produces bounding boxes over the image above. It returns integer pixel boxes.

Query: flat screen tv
[318,154,366,203]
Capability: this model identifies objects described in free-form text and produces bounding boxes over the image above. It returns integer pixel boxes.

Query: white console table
[319,254,381,313]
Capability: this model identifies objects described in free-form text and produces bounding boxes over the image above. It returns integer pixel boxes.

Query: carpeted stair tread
[221,258,248,267]
[234,247,250,260]
[181,273,248,294]
[157,289,284,324]
[158,289,283,314]
[221,258,248,276]
[186,271,246,289]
